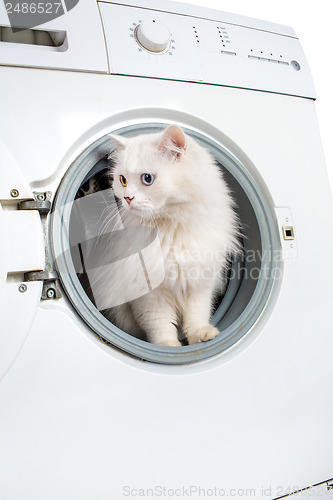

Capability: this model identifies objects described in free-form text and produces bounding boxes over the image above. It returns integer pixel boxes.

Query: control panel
[99,2,315,98]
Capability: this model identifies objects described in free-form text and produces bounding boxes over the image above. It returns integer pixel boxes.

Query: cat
[87,125,239,347]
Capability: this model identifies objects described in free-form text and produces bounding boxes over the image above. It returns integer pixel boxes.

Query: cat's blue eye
[141,173,155,186]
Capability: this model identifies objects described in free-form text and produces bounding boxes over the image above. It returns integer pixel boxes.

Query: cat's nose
[124,196,134,205]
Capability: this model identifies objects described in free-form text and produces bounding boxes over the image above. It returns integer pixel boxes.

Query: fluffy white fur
[92,125,239,346]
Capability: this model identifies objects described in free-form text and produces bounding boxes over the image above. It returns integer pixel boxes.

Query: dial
[136,19,171,53]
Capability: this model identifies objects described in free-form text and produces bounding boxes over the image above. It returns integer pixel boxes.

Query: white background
[177,0,333,193]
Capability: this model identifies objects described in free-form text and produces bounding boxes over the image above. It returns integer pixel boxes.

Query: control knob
[136,19,170,53]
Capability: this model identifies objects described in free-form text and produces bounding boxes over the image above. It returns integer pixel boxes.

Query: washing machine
[1,0,333,498]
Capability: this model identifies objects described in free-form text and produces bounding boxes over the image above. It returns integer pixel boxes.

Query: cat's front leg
[183,286,220,345]
[131,291,181,347]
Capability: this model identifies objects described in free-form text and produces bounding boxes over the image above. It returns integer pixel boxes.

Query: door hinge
[18,191,62,300]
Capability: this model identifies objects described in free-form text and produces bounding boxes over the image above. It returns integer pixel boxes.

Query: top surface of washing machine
[0,1,333,499]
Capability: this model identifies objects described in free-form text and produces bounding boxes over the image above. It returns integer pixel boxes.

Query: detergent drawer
[0,0,108,72]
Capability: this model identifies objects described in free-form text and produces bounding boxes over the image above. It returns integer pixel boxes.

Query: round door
[51,120,282,365]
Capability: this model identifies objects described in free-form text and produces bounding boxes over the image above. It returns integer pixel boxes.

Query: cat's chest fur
[156,217,223,291]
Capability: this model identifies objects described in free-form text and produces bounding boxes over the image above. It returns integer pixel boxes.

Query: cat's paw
[157,339,182,347]
[187,325,220,345]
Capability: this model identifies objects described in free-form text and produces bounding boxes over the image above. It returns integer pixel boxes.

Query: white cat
[88,125,239,347]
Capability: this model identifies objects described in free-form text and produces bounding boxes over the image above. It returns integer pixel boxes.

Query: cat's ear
[109,134,128,149]
[158,125,187,157]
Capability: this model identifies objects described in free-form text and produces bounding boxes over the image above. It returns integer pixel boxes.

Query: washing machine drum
[51,124,280,365]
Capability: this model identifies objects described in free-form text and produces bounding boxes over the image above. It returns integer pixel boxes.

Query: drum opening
[51,123,281,365]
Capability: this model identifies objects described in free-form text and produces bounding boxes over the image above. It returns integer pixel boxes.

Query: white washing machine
[1,0,333,498]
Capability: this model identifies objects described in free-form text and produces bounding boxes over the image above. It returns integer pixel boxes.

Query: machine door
[0,141,45,381]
